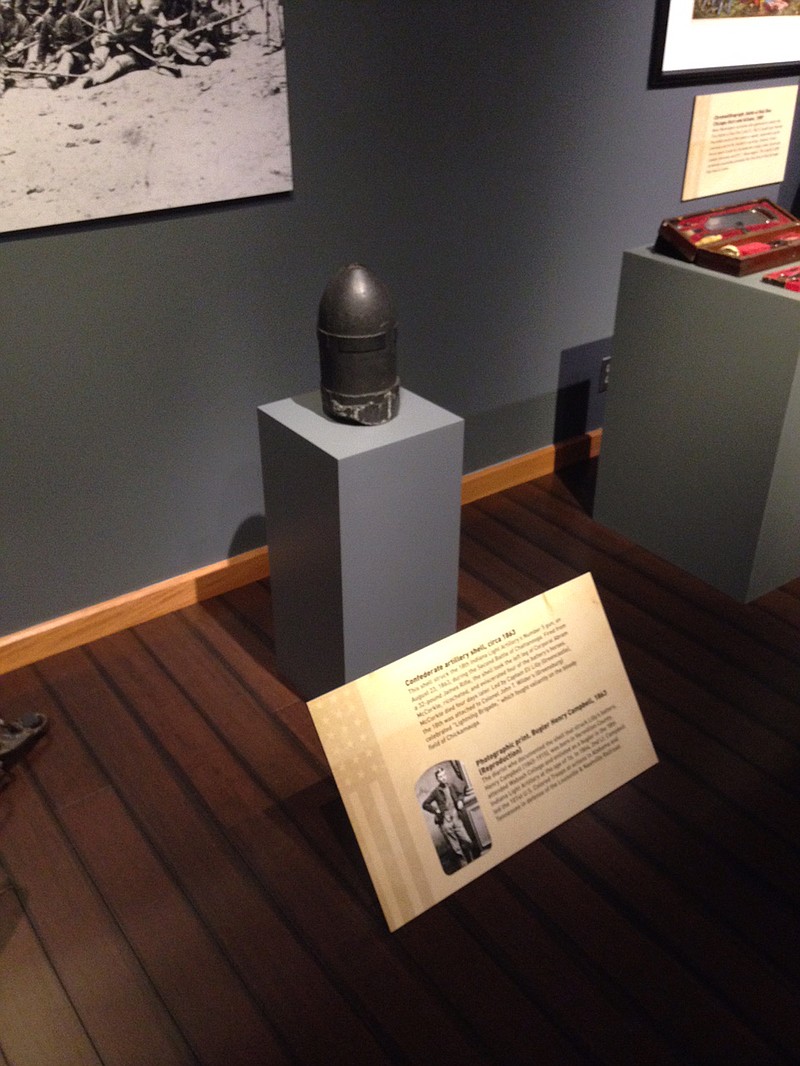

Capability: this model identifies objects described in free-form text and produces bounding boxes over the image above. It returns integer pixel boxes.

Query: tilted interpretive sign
[308,573,658,930]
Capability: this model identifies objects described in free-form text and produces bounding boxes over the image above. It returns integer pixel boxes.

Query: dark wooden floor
[2,462,800,1065]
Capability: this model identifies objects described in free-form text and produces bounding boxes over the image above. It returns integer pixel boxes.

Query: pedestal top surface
[629,244,800,301]
[259,388,463,460]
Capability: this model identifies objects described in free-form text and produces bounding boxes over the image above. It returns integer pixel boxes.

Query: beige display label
[308,573,658,930]
[683,85,798,201]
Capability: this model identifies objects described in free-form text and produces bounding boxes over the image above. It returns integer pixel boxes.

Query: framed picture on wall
[650,0,800,87]
[0,0,291,235]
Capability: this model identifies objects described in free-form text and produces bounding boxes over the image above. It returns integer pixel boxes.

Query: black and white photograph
[416,760,492,876]
[0,0,291,233]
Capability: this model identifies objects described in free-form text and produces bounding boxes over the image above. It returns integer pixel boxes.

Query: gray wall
[3,1,800,636]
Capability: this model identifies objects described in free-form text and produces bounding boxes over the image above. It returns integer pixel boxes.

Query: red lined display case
[655,199,800,276]
[762,265,800,292]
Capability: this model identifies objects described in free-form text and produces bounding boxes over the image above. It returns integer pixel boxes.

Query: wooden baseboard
[0,430,601,675]
[461,427,602,505]
[0,548,270,676]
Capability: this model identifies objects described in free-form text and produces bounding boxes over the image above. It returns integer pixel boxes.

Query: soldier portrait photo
[416,761,492,876]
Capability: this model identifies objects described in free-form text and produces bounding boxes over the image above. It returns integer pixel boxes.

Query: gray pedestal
[595,246,800,601]
[258,389,464,698]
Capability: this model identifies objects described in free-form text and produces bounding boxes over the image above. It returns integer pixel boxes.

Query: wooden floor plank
[502,842,784,1065]
[32,646,387,1065]
[441,873,682,1066]
[393,899,594,1066]
[462,501,800,747]
[0,878,103,1066]
[552,812,800,1060]
[229,811,492,1065]
[457,551,800,890]
[122,615,323,802]
[593,781,800,983]
[506,481,800,687]
[87,629,503,1062]
[632,756,800,904]
[458,529,800,855]
[520,469,800,658]
[181,598,329,771]
[1,768,195,1066]
[757,586,800,633]
[614,638,800,798]
[90,624,380,907]
[58,789,293,1066]
[1,668,206,1064]
[15,665,290,1066]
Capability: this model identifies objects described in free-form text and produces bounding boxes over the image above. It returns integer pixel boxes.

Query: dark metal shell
[317,263,399,425]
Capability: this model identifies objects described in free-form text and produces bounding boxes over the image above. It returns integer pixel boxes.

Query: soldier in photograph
[187,0,230,64]
[422,765,477,869]
[263,0,281,53]
[149,0,185,59]
[0,0,29,50]
[0,0,32,83]
[40,0,94,87]
[82,0,158,86]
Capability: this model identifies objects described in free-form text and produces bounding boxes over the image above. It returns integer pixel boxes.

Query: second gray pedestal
[595,247,800,601]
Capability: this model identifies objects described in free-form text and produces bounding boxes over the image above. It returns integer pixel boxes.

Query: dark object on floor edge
[0,712,48,778]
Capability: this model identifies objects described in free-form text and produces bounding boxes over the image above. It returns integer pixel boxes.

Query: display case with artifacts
[655,199,800,276]
[762,265,800,292]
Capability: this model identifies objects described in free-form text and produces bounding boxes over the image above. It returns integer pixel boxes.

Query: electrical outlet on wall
[599,355,611,393]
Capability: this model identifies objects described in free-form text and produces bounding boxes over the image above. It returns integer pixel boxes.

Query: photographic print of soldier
[417,761,492,876]
[0,0,291,233]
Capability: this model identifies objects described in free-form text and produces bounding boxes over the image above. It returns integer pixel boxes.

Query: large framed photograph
[0,0,291,235]
[650,0,800,87]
